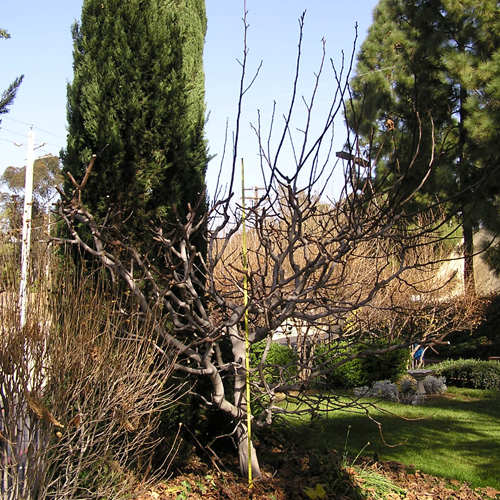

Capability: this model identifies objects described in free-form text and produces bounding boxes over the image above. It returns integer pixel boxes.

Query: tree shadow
[288,391,500,489]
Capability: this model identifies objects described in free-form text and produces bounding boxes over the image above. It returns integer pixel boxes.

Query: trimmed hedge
[433,359,500,390]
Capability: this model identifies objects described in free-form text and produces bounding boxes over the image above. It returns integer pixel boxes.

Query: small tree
[54,12,482,479]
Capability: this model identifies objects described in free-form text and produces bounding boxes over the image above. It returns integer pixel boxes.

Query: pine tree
[62,0,208,252]
[0,29,24,125]
[347,0,500,295]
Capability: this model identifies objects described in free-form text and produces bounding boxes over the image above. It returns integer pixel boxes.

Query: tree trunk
[463,214,476,296]
[235,420,262,480]
[458,77,476,297]
[230,326,262,480]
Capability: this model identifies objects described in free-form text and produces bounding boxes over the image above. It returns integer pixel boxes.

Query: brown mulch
[137,448,500,500]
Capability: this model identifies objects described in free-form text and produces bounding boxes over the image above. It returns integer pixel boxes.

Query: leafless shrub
[0,238,178,499]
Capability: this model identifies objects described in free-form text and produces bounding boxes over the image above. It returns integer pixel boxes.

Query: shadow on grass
[285,390,500,490]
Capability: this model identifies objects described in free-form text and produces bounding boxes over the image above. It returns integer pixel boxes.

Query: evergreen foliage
[62,0,209,252]
[0,29,24,126]
[346,0,500,290]
[315,340,410,389]
[439,293,500,359]
[250,340,298,385]
[433,358,500,389]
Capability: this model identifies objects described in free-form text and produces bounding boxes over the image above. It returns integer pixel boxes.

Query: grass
[282,387,500,490]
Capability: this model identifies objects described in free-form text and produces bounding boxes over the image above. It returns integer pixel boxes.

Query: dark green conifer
[347,0,500,294]
[62,0,208,251]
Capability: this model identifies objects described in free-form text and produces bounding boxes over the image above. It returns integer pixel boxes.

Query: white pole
[19,126,35,328]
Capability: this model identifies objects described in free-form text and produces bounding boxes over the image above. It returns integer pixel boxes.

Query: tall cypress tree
[346,0,500,295]
[62,0,208,252]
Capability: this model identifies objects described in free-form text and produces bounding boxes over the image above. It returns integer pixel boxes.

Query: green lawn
[283,388,500,489]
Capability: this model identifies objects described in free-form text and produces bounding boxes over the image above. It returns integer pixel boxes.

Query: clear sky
[0,0,379,200]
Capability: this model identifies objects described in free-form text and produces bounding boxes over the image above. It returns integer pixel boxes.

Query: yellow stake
[241,158,253,488]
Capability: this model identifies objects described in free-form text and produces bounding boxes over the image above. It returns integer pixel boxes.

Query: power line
[33,140,61,149]
[2,115,66,140]
[1,116,31,126]
[0,135,62,152]
[0,137,22,145]
[0,136,61,165]
[33,126,65,141]
[1,127,64,152]
[37,148,61,156]
[1,127,27,139]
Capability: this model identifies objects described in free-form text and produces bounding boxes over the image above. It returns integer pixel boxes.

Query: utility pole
[18,127,45,328]
[19,127,35,328]
[243,186,266,207]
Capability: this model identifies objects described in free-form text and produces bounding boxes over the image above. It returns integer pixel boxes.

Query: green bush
[251,340,298,385]
[315,340,410,389]
[438,294,500,360]
[315,343,364,388]
[433,359,500,389]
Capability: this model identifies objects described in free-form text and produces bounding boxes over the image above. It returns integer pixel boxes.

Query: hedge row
[433,359,500,390]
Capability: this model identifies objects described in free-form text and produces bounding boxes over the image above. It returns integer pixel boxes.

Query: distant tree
[61,0,209,256]
[346,0,500,295]
[0,29,23,125]
[1,155,62,207]
[0,155,62,232]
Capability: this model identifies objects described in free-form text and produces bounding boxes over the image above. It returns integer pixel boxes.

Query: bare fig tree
[53,12,481,480]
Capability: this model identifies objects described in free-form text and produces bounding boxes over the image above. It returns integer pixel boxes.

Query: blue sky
[0,0,379,200]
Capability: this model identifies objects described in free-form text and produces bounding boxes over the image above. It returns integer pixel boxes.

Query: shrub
[423,375,447,394]
[317,343,365,389]
[315,340,410,390]
[398,392,425,405]
[353,381,399,402]
[433,359,500,389]
[354,375,447,405]
[398,374,417,395]
[360,344,411,385]
[0,243,177,499]
[251,340,298,385]
[438,294,500,360]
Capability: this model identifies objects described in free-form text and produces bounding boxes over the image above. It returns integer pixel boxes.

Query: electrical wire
[0,127,27,139]
[2,115,66,140]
